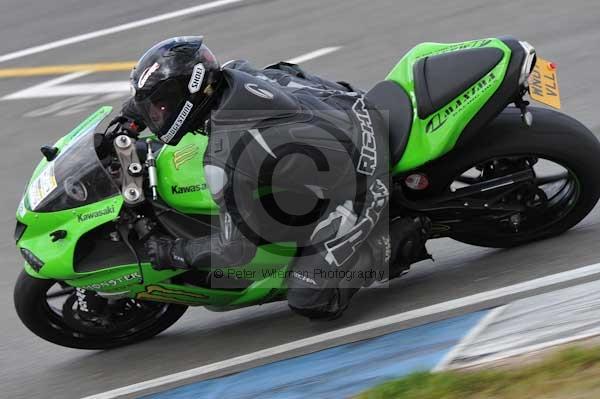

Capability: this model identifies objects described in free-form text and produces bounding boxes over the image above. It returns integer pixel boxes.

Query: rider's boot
[388,216,432,279]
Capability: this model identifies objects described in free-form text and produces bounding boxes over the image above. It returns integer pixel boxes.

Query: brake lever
[104,116,141,142]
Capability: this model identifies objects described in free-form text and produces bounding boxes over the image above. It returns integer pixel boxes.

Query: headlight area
[14,221,26,243]
[19,248,44,272]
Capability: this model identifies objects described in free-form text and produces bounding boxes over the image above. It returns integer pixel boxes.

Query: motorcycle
[14,37,600,349]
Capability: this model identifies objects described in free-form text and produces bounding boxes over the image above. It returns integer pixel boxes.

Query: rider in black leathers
[118,36,425,319]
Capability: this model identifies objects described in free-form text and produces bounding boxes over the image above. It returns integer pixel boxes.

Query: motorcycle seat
[365,80,413,165]
[413,47,504,119]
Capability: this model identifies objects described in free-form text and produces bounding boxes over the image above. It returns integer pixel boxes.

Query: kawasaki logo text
[171,184,207,195]
[77,206,116,222]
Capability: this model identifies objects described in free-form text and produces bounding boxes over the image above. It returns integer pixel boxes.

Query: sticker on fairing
[27,164,57,210]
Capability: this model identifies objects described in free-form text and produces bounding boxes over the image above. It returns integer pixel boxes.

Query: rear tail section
[386,37,531,173]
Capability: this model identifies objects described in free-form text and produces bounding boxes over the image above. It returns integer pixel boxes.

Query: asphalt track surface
[1,1,599,398]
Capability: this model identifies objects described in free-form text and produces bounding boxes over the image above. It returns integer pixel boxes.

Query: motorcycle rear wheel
[420,107,600,248]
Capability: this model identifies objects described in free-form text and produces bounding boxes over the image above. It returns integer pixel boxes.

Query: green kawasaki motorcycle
[14,37,600,349]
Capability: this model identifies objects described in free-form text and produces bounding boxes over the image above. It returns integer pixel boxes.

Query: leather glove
[144,236,189,270]
[105,115,144,141]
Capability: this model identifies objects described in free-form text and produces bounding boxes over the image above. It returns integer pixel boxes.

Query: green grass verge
[356,346,600,399]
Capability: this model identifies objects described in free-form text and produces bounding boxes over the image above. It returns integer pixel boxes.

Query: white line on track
[3,81,129,100]
[82,262,600,399]
[448,328,600,370]
[433,305,507,372]
[27,71,92,88]
[286,47,341,64]
[2,71,94,100]
[0,0,246,64]
[1,47,342,100]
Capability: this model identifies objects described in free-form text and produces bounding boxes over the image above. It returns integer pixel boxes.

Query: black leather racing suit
[127,61,391,318]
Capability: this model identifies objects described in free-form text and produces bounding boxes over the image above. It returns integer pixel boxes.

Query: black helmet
[130,36,221,144]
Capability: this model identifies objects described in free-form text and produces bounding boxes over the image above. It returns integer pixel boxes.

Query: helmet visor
[136,78,188,136]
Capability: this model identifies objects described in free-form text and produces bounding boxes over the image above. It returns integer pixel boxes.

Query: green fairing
[18,196,123,280]
[17,107,123,281]
[15,38,517,309]
[62,242,294,308]
[386,38,511,173]
[155,133,219,214]
[16,108,295,308]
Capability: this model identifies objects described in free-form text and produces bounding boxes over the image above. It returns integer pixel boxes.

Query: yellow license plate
[528,57,561,109]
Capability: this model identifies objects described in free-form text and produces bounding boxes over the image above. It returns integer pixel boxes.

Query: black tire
[14,270,188,350]
[420,107,600,248]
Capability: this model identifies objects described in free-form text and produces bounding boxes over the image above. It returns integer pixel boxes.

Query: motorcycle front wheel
[14,270,187,349]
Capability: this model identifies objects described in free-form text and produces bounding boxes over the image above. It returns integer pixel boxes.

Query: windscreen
[27,128,119,212]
